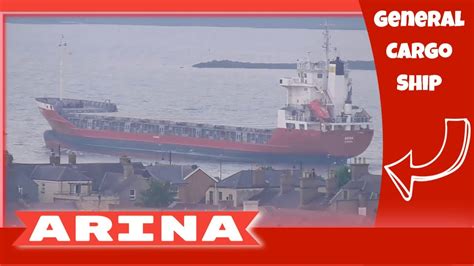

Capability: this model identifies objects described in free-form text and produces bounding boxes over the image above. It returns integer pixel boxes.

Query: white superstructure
[277,28,371,133]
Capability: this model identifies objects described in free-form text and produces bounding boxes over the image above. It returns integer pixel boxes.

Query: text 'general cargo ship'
[36,30,374,162]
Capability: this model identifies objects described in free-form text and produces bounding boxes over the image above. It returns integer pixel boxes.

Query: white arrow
[384,118,471,201]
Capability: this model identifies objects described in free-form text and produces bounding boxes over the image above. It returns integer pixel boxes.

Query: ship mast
[322,22,331,92]
[322,21,331,70]
[58,35,67,100]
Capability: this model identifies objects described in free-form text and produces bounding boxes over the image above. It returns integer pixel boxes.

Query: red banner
[360,0,474,227]
[14,211,259,247]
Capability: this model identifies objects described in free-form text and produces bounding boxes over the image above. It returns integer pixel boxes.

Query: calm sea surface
[6,23,381,177]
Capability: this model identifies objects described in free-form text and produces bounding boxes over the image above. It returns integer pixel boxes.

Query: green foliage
[335,165,351,188]
[6,151,13,165]
[139,180,174,208]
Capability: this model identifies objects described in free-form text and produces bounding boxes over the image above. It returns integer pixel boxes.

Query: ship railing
[285,115,311,122]
[331,116,371,124]
[280,77,316,87]
[65,112,274,135]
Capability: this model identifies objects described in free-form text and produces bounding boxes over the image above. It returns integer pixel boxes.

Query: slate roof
[249,187,328,210]
[332,174,381,202]
[342,180,367,190]
[74,162,146,190]
[250,188,300,208]
[342,174,381,193]
[217,169,303,189]
[7,164,38,177]
[145,164,195,185]
[30,165,92,182]
[98,172,124,193]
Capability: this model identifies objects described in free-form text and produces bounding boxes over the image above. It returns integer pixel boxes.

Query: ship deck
[37,97,274,144]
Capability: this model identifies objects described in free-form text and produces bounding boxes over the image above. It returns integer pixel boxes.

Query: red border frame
[0,0,363,229]
[1,0,473,264]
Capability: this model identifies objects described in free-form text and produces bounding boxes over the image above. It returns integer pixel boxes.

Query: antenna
[58,35,67,100]
[322,21,331,67]
[321,21,332,92]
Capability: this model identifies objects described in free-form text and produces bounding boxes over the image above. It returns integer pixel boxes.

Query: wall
[116,176,150,209]
[235,188,264,207]
[34,180,92,203]
[330,199,379,218]
[177,169,215,204]
[205,187,264,207]
[34,180,61,203]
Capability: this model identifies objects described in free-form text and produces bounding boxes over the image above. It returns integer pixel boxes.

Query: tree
[139,181,175,208]
[6,151,13,165]
[335,165,351,188]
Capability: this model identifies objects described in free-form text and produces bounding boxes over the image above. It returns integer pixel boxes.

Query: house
[30,164,93,203]
[328,158,381,217]
[94,156,217,209]
[6,163,39,204]
[74,160,146,192]
[146,163,217,204]
[206,167,328,208]
[97,156,151,209]
[249,170,328,210]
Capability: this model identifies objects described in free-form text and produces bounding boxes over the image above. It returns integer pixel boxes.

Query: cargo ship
[36,30,373,162]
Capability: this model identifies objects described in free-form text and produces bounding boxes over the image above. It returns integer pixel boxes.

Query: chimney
[326,168,338,196]
[350,157,369,180]
[358,193,368,208]
[299,171,321,206]
[120,155,134,179]
[252,168,266,187]
[280,170,294,195]
[68,151,77,165]
[49,150,60,165]
[358,193,368,216]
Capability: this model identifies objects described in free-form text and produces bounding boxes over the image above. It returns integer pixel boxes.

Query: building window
[226,194,233,201]
[218,192,223,201]
[317,73,323,78]
[75,184,81,194]
[70,184,81,195]
[209,191,214,205]
[343,190,348,200]
[41,183,45,194]
[129,189,136,201]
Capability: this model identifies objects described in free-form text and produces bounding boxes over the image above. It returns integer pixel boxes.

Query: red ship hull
[38,106,374,161]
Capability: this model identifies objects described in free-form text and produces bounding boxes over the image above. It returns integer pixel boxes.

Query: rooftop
[30,165,92,182]
[217,168,303,189]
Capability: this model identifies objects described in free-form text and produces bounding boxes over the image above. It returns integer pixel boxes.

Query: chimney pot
[68,152,77,165]
[280,171,293,195]
[252,169,266,187]
[120,155,134,180]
